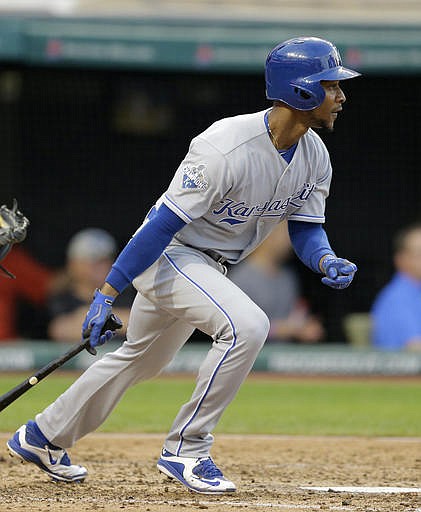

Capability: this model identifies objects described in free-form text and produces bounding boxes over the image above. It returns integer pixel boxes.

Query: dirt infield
[0,433,420,512]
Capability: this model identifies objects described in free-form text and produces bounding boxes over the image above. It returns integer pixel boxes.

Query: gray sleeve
[288,145,332,224]
[162,137,232,223]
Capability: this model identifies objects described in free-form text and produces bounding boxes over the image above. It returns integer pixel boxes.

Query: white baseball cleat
[157,449,236,494]
[7,420,87,483]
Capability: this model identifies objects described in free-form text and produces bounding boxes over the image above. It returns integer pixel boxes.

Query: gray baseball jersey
[36,109,333,461]
[160,109,331,262]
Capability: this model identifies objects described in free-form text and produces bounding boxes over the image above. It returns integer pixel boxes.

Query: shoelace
[193,457,223,479]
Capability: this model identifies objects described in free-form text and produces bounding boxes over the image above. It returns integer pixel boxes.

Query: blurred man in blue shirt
[371,223,421,351]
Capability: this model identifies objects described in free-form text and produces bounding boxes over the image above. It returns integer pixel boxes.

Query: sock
[27,420,61,450]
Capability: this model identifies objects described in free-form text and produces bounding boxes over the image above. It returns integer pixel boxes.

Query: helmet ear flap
[290,79,326,109]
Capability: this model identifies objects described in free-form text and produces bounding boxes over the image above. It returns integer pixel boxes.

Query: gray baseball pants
[36,243,269,457]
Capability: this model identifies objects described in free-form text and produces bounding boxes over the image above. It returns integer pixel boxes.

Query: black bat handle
[0,314,122,413]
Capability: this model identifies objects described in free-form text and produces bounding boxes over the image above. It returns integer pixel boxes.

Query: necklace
[265,110,298,163]
[266,109,278,149]
[268,126,277,148]
[267,112,288,153]
[268,126,287,154]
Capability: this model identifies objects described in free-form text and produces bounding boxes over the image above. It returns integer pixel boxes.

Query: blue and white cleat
[7,420,87,483]
[157,449,236,494]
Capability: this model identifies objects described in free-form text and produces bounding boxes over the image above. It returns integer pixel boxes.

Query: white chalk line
[124,499,353,510]
[301,486,421,494]
[10,496,354,511]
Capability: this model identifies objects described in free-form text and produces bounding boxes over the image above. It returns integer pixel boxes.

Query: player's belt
[180,241,227,265]
[202,249,227,265]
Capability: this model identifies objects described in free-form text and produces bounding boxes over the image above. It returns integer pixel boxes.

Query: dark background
[1,66,420,341]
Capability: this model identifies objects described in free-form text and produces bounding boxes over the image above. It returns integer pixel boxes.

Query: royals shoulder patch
[182,164,208,190]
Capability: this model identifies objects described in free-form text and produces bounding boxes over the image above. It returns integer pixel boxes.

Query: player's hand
[82,289,119,349]
[320,256,357,290]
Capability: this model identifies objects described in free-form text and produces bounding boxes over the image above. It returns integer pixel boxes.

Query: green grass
[0,374,420,436]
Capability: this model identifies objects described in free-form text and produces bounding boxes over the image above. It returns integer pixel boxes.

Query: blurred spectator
[229,222,324,344]
[371,223,421,351]
[47,228,135,342]
[0,245,61,340]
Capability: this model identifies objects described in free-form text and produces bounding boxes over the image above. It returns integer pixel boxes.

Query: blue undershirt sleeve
[287,220,335,273]
[105,204,186,293]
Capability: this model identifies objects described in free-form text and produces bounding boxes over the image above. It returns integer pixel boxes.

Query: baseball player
[7,37,360,493]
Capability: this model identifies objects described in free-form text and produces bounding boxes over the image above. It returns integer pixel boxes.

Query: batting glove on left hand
[82,289,120,350]
[321,256,357,290]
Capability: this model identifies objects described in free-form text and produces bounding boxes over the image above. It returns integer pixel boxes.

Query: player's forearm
[104,204,186,295]
[287,220,335,273]
[100,282,119,298]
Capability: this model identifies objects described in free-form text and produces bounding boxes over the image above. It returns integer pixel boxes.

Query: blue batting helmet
[265,37,361,111]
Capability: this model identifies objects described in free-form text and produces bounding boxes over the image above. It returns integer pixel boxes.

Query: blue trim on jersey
[289,213,325,220]
[288,220,335,273]
[164,194,194,222]
[264,110,298,164]
[163,251,237,456]
[289,213,324,219]
[106,204,186,293]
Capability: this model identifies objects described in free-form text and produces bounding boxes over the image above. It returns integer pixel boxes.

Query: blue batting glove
[321,256,357,290]
[82,289,117,349]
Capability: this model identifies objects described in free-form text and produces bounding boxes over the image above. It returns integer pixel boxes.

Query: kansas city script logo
[212,183,315,225]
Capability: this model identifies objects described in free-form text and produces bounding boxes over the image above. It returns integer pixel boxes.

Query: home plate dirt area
[0,433,420,512]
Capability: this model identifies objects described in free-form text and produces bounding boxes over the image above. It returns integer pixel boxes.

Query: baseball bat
[0,314,122,413]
